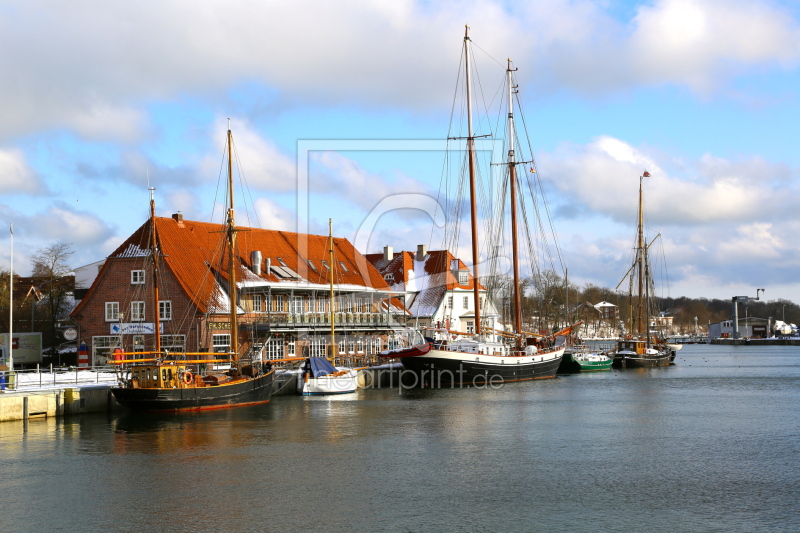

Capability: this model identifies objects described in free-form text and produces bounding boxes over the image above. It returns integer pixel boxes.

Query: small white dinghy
[297,357,359,396]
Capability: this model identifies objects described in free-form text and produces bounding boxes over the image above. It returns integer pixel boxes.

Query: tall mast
[506,59,522,342]
[328,218,337,361]
[8,223,13,375]
[464,25,482,335]
[636,173,645,338]
[226,121,239,361]
[149,186,161,355]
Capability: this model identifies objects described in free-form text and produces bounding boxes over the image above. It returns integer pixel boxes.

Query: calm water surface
[2,345,799,532]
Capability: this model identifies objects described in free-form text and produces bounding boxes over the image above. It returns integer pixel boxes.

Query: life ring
[182,371,193,385]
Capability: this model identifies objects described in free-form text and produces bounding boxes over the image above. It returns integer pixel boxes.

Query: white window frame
[253,294,263,312]
[159,300,172,321]
[131,269,145,284]
[466,321,474,334]
[458,271,468,285]
[131,301,145,322]
[463,296,469,309]
[213,334,231,353]
[272,295,284,312]
[290,296,304,314]
[105,302,120,321]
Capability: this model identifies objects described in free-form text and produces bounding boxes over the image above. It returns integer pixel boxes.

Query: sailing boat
[296,219,359,395]
[110,125,275,411]
[611,171,675,368]
[393,28,566,386]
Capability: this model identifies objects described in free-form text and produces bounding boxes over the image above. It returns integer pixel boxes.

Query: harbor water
[2,344,799,532]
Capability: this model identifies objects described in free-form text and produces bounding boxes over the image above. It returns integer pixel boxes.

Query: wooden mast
[464,25,482,335]
[636,173,645,339]
[149,186,162,355]
[328,218,337,361]
[506,59,522,345]
[226,121,240,365]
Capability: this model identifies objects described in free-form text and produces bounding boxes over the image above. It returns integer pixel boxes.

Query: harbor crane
[732,289,765,339]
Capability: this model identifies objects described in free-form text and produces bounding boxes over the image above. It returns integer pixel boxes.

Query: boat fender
[182,371,193,385]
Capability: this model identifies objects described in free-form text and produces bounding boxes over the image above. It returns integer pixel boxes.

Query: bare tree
[30,242,74,364]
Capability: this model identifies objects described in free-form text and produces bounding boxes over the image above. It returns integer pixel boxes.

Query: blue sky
[2,0,800,306]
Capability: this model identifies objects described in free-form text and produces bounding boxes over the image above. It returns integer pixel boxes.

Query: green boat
[558,349,613,373]
[570,351,613,372]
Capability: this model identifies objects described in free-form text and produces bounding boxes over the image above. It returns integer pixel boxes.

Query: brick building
[71,214,407,367]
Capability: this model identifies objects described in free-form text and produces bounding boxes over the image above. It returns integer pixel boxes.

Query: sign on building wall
[0,332,43,364]
[110,323,164,335]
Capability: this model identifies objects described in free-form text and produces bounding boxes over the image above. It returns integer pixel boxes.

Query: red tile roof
[74,216,390,316]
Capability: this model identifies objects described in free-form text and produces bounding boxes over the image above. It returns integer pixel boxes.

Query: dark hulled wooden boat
[111,125,274,411]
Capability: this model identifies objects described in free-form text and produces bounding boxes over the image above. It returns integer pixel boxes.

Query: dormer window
[321,260,329,269]
[458,271,468,285]
[307,259,317,271]
[339,261,349,273]
[277,257,287,267]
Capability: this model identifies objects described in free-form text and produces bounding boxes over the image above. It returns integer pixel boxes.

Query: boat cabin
[617,340,647,355]
[130,364,191,389]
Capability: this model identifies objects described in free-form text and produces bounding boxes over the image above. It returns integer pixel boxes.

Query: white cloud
[0,148,43,193]
[253,197,295,232]
[1,0,798,143]
[311,151,429,211]
[630,0,800,92]
[542,135,798,226]
[197,118,295,191]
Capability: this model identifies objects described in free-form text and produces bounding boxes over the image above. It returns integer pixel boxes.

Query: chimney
[265,258,271,274]
[383,245,393,262]
[416,244,427,261]
[251,251,262,276]
[172,212,183,222]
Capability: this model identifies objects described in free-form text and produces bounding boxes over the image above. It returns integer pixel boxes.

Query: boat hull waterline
[612,353,672,369]
[397,347,565,387]
[112,370,275,412]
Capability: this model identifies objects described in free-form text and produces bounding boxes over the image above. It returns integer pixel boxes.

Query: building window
[447,295,453,308]
[213,334,231,353]
[131,270,145,284]
[321,260,329,269]
[458,271,468,285]
[253,294,263,312]
[105,302,120,321]
[277,257,287,267]
[317,297,327,313]
[290,296,304,314]
[159,300,172,321]
[132,335,145,352]
[131,301,145,322]
[161,335,186,351]
[265,338,284,360]
[271,295,284,312]
[466,321,474,334]
[355,298,363,313]
[287,339,295,357]
[339,261,349,273]
[463,296,469,309]
[307,259,317,271]
[384,273,394,282]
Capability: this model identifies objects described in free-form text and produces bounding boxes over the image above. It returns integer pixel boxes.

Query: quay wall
[711,338,800,346]
[0,386,123,423]
[1,367,403,422]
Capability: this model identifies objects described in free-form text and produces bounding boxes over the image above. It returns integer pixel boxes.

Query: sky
[1,0,800,305]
